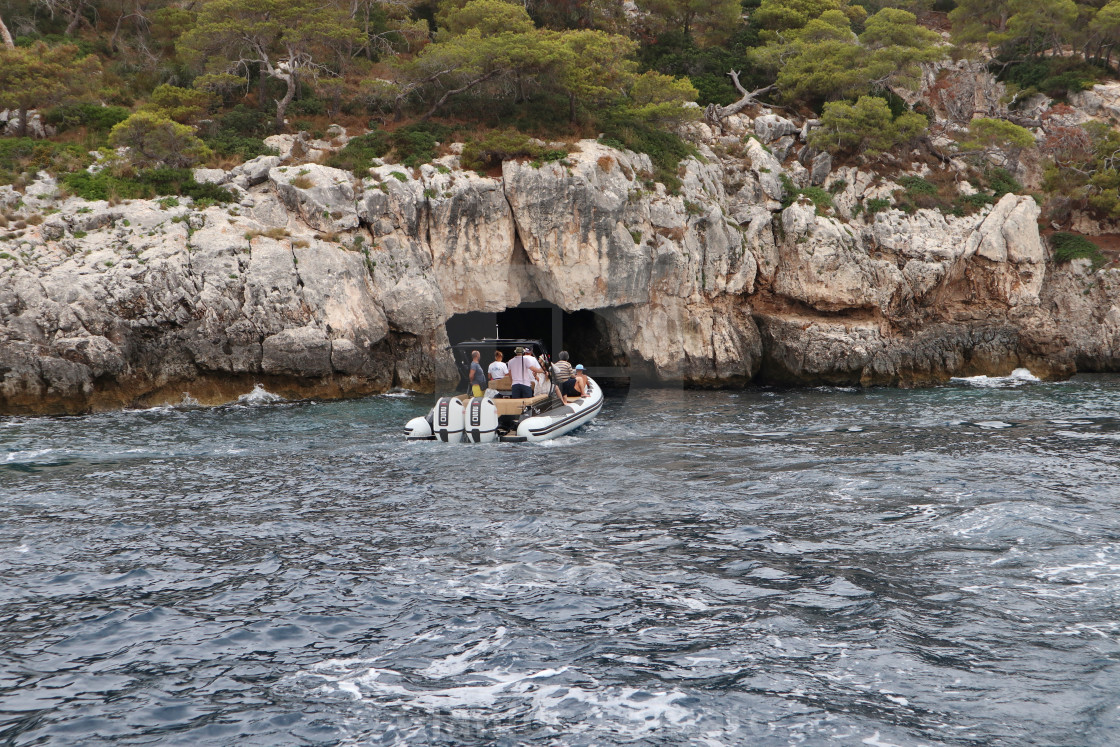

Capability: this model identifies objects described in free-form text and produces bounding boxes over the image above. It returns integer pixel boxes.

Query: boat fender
[433,396,465,443]
[465,396,499,443]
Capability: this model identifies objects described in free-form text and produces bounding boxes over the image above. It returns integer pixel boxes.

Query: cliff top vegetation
[1,0,1120,224]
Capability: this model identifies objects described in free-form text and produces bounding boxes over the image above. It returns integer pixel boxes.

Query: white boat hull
[514,377,603,442]
[405,377,602,443]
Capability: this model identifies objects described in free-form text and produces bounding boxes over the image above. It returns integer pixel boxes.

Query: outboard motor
[432,396,465,443]
[464,396,499,443]
[404,412,434,440]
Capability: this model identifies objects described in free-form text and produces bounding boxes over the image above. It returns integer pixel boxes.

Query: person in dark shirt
[468,350,486,397]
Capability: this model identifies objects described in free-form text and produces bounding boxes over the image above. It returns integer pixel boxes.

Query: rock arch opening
[444,302,630,386]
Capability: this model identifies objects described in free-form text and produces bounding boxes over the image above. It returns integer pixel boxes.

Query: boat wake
[286,627,702,741]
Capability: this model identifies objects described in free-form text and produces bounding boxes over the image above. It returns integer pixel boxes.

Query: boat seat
[490,374,512,391]
[494,394,548,416]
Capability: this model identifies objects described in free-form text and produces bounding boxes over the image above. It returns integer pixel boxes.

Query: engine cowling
[464,396,499,443]
[404,413,433,440]
[432,396,465,443]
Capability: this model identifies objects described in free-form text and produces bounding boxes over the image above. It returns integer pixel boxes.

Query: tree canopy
[752,7,942,104]
[179,0,363,129]
[0,42,100,137]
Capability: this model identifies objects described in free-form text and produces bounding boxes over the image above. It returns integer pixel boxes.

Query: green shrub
[201,105,275,160]
[998,58,1101,100]
[202,131,276,160]
[866,197,891,214]
[986,167,1023,198]
[0,138,91,185]
[290,96,326,116]
[1049,232,1106,267]
[898,176,937,196]
[460,129,567,171]
[141,167,233,202]
[43,103,130,134]
[779,174,797,209]
[62,170,149,201]
[390,123,453,168]
[596,112,695,194]
[109,112,210,168]
[776,175,833,213]
[800,186,833,211]
[961,118,1035,153]
[142,84,213,124]
[213,105,271,137]
[952,192,995,215]
[326,131,391,177]
[895,175,942,210]
[62,167,233,203]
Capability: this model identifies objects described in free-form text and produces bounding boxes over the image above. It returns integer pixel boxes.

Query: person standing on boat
[508,346,542,399]
[488,350,508,382]
[468,350,487,397]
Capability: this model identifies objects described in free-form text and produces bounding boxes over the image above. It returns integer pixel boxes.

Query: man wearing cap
[508,346,542,399]
[572,364,588,397]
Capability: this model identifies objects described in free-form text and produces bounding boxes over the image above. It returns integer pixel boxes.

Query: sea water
[2,374,1119,745]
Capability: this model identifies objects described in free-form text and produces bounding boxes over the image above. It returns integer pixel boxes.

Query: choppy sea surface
[2,372,1120,746]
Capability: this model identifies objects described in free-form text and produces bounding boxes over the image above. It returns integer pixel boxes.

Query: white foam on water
[420,627,507,677]
[1056,429,1120,441]
[237,384,284,405]
[527,682,698,731]
[122,403,176,414]
[1041,622,1119,639]
[292,632,703,738]
[536,436,579,447]
[950,368,1041,388]
[380,388,416,398]
[973,420,1014,429]
[4,448,53,463]
[336,681,362,700]
[664,595,711,611]
[1033,546,1120,584]
[862,731,903,747]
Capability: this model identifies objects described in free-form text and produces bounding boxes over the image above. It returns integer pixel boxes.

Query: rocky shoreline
[2,107,1119,414]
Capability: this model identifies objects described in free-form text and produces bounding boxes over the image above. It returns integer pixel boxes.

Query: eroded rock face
[774,201,905,313]
[0,199,439,414]
[1,132,1118,414]
[270,164,358,233]
[917,60,1008,125]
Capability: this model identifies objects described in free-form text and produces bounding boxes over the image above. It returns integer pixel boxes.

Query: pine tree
[180,0,362,130]
[0,42,100,138]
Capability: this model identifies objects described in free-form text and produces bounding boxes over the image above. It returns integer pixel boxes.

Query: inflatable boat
[404,339,603,443]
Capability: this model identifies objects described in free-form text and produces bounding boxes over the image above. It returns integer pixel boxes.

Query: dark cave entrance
[444,302,630,386]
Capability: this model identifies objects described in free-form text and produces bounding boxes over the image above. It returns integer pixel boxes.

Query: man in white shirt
[488,350,509,381]
[508,347,542,399]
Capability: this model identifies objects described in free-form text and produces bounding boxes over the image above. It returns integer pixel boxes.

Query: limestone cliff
[1,117,1118,414]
